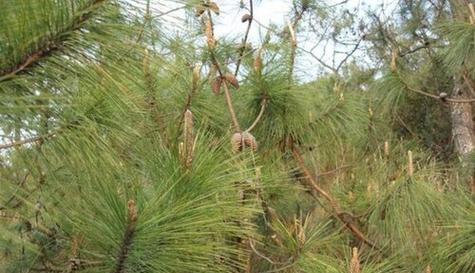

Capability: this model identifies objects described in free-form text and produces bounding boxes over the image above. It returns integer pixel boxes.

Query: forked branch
[292,146,377,249]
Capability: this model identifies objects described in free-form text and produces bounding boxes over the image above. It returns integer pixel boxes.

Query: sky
[211,0,397,38]
[158,0,398,79]
[212,0,293,39]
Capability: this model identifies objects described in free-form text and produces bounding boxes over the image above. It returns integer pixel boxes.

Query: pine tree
[1,1,474,273]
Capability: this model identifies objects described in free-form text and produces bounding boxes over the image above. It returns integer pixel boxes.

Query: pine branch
[405,82,475,103]
[0,0,106,82]
[234,0,254,76]
[112,200,138,273]
[291,146,377,249]
[204,10,242,132]
[0,131,57,150]
[390,70,475,103]
[222,80,242,131]
[0,45,58,82]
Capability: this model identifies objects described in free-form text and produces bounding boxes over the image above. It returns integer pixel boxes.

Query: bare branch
[234,0,254,76]
[245,98,267,132]
[298,47,338,74]
[335,37,363,73]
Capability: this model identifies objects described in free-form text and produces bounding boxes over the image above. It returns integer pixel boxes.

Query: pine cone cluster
[231,132,257,153]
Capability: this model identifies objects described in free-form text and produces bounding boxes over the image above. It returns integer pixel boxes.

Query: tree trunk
[450,79,475,193]
[450,80,475,156]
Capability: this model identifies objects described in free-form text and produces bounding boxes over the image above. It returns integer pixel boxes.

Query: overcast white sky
[212,0,293,39]
[218,0,397,31]
[214,0,397,78]
[158,0,397,79]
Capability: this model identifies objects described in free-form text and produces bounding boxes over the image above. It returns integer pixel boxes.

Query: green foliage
[432,207,475,273]
[1,1,474,273]
[440,22,475,75]
[245,68,311,150]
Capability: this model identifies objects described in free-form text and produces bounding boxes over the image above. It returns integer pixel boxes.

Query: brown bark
[450,80,475,156]
[449,1,475,194]
[450,78,475,194]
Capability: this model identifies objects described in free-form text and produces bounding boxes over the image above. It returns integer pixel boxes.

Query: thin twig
[251,14,342,75]
[245,99,267,132]
[251,18,274,33]
[234,0,254,76]
[398,43,432,57]
[291,5,307,31]
[298,47,338,74]
[287,5,308,82]
[406,85,475,103]
[335,37,363,73]
[0,131,56,150]
[328,0,349,8]
[153,5,187,19]
[249,239,277,265]
[316,164,354,177]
